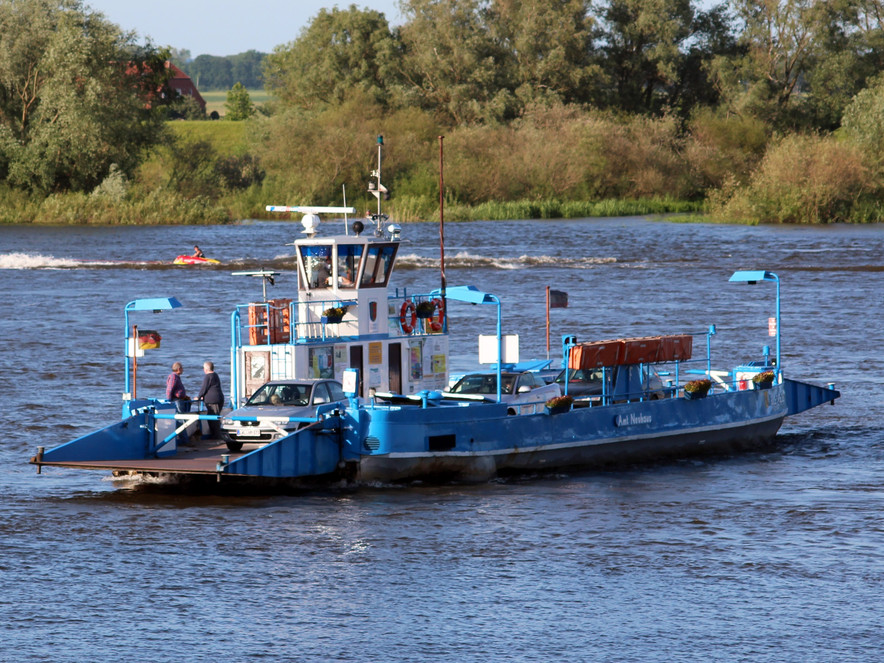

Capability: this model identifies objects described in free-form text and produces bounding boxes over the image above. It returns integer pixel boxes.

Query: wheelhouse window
[360,243,398,288]
[336,244,363,289]
[300,245,332,289]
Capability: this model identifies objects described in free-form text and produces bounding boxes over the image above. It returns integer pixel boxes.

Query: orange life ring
[400,300,417,334]
[429,297,445,332]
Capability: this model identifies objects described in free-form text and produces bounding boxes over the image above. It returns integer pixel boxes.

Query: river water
[1,217,882,661]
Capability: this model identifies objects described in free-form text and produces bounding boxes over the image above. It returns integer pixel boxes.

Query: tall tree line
[178,51,266,90]
[263,0,884,130]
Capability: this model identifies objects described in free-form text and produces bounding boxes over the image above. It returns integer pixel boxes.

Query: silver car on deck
[221,379,346,451]
[444,371,561,415]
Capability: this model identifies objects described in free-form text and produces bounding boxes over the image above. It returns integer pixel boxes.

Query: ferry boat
[31,147,841,486]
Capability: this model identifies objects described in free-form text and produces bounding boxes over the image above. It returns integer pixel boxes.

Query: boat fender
[400,300,417,334]
[429,297,445,332]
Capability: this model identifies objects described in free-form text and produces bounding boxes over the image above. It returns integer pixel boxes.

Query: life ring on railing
[429,297,445,332]
[400,300,417,334]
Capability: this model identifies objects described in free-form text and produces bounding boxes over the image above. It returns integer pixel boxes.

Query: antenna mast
[368,135,388,234]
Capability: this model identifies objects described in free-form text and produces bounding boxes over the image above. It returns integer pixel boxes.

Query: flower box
[322,306,347,324]
[416,301,436,319]
[683,379,712,400]
[753,371,775,390]
[545,394,573,414]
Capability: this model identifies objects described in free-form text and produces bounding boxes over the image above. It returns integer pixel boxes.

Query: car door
[311,382,331,407]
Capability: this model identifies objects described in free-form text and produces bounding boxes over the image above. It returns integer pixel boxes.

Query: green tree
[187,54,232,90]
[593,0,732,115]
[264,5,400,110]
[799,0,884,129]
[397,0,511,124]
[230,50,265,89]
[225,82,255,120]
[710,0,832,129]
[841,74,884,167]
[489,0,599,108]
[181,51,265,90]
[0,0,168,193]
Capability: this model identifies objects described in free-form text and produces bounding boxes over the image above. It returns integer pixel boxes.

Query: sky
[84,0,402,57]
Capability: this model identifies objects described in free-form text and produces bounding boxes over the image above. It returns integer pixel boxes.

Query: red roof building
[165,61,206,113]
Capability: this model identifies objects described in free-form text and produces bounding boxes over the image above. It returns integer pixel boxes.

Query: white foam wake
[395,251,616,270]
[0,252,83,269]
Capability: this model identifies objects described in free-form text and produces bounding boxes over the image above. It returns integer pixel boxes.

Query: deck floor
[35,437,260,475]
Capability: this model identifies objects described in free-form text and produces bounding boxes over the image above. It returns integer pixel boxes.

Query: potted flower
[416,300,436,319]
[322,306,347,324]
[545,394,573,414]
[683,378,712,400]
[753,371,775,390]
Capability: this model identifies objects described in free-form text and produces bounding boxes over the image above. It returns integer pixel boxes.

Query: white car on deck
[221,378,346,452]
[444,371,561,415]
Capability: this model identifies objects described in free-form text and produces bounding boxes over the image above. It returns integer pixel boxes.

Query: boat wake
[0,252,166,270]
[395,251,616,270]
[2,251,617,272]
[0,252,291,271]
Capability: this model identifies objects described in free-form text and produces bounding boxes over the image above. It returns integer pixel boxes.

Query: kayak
[173,255,220,265]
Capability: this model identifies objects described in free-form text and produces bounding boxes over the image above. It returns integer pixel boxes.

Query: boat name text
[615,413,652,427]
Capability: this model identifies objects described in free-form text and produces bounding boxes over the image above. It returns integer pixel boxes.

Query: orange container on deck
[570,334,693,368]
[267,298,292,344]
[569,340,623,369]
[659,334,692,361]
[247,303,267,345]
[621,337,662,364]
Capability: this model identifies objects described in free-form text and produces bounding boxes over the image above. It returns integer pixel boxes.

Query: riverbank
[0,185,704,225]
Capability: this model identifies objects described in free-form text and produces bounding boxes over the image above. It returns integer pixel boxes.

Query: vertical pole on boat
[124,307,132,397]
[132,324,138,399]
[377,135,383,219]
[545,286,551,359]
[706,324,715,377]
[342,184,349,236]
[439,136,447,328]
[496,296,502,402]
[774,274,781,376]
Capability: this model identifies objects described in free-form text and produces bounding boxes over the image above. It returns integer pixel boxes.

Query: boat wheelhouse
[230,209,449,409]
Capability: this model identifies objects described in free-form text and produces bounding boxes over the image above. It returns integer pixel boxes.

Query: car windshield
[450,374,517,395]
[246,383,311,406]
[556,368,604,384]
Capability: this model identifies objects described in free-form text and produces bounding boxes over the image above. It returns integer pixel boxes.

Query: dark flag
[549,290,568,308]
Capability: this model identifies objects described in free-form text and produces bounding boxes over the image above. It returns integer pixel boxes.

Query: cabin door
[244,351,271,401]
[349,345,364,397]
[388,342,402,393]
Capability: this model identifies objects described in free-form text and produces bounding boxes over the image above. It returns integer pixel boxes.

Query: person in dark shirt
[166,362,190,444]
[193,245,205,258]
[196,361,225,440]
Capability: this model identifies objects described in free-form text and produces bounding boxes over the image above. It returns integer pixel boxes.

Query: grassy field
[166,120,250,155]
[201,89,271,118]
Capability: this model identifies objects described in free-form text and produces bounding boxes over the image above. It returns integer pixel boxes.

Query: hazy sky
[85,0,402,57]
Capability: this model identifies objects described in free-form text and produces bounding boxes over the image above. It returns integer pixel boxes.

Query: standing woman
[197,361,225,440]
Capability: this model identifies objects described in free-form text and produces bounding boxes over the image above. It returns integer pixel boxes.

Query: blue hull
[33,375,837,484]
[350,386,788,482]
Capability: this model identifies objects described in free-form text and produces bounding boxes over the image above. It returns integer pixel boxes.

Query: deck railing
[232,291,444,347]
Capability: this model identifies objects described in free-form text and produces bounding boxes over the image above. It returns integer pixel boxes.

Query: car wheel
[226,440,243,452]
